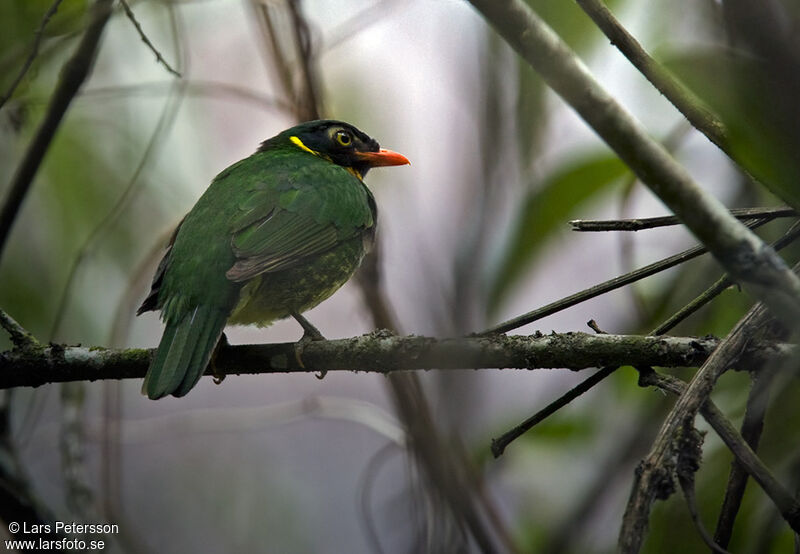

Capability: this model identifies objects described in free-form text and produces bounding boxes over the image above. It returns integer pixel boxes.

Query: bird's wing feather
[137,217,185,315]
[143,304,228,399]
[226,165,374,282]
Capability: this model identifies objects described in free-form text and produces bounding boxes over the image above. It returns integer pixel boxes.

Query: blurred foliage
[489,153,627,312]
[514,0,623,160]
[488,0,626,314]
[666,50,800,211]
[0,0,87,95]
[1,0,799,553]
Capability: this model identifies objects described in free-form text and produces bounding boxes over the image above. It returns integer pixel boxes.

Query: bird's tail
[143,305,228,399]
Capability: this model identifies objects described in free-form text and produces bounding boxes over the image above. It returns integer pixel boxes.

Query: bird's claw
[291,313,326,377]
[210,333,229,385]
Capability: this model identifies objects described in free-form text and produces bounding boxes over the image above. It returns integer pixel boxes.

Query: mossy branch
[0,331,795,390]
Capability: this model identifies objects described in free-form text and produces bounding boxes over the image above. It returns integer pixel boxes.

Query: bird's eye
[335,130,352,147]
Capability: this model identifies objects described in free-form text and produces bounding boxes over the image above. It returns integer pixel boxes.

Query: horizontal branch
[570,207,797,232]
[0,332,795,390]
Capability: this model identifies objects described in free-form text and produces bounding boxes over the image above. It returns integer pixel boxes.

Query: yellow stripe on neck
[289,135,357,177]
[345,167,363,180]
[289,136,318,156]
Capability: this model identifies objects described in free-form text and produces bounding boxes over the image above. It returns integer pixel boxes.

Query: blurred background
[1,0,799,552]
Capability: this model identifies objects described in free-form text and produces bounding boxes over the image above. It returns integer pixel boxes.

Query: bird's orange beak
[355,148,410,167]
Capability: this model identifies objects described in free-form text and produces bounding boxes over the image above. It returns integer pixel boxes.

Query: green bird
[137,120,409,399]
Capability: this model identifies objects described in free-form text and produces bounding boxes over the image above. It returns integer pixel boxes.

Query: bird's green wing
[226,164,375,283]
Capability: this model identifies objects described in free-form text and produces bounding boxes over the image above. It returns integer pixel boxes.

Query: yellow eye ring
[335,130,352,147]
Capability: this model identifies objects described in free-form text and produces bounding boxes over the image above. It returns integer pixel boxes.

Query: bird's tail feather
[143,305,228,399]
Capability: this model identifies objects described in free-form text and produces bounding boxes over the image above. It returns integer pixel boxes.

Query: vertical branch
[621,300,798,553]
[249,0,321,121]
[713,367,776,548]
[0,0,115,261]
[287,0,321,120]
[356,259,512,553]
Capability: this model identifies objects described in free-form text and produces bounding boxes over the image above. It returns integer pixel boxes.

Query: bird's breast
[227,236,367,326]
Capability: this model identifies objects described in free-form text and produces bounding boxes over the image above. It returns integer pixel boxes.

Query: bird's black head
[260,120,409,179]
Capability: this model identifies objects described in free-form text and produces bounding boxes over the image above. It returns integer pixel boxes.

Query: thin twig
[655,221,800,334]
[0,309,39,350]
[638,369,800,537]
[469,0,800,327]
[489,221,800,457]
[286,0,321,120]
[490,364,617,457]
[621,301,798,553]
[119,0,181,78]
[571,207,797,232]
[481,219,767,335]
[713,367,776,548]
[0,0,114,262]
[675,424,732,554]
[0,0,66,110]
[323,0,404,52]
[80,80,293,113]
[574,0,728,150]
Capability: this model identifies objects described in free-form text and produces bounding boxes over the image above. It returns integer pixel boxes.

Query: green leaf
[666,49,800,211]
[488,154,627,313]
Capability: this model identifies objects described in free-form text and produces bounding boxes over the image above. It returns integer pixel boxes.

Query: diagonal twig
[571,207,797,232]
[481,219,767,335]
[0,0,114,262]
[468,0,800,327]
[0,0,66,110]
[713,366,776,548]
[490,363,616,457]
[574,0,728,152]
[0,309,40,350]
[621,300,800,553]
[489,221,800,457]
[119,0,181,78]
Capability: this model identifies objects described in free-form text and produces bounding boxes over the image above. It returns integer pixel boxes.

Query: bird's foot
[292,311,325,342]
[211,332,230,385]
[291,312,327,379]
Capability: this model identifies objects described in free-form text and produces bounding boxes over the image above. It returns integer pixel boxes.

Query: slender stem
[638,370,800,537]
[0,309,40,350]
[571,207,797,232]
[713,368,776,548]
[0,0,114,262]
[119,0,181,78]
[0,0,66,110]
[468,0,800,327]
[574,0,728,151]
[481,220,766,335]
[490,364,617,457]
